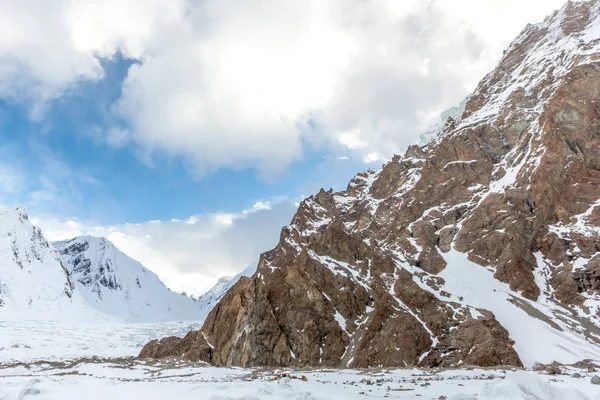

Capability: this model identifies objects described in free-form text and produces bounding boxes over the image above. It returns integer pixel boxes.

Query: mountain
[140,1,600,368]
[417,97,467,146]
[195,263,256,321]
[0,207,97,321]
[0,207,232,323]
[54,236,203,322]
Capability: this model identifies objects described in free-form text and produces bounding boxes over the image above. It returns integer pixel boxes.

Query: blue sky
[0,55,364,225]
[0,0,568,294]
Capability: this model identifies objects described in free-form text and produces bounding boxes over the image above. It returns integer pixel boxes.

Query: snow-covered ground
[0,320,201,362]
[1,358,599,400]
[1,321,599,400]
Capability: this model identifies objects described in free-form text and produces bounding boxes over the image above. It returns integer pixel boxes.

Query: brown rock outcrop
[139,333,212,362]
[421,312,522,368]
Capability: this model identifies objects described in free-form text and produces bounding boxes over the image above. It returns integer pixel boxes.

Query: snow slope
[439,250,600,366]
[0,207,102,321]
[53,236,204,322]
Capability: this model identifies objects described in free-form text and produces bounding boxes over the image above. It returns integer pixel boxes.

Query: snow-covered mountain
[0,204,250,323]
[195,263,256,321]
[417,97,467,146]
[53,236,204,322]
[0,207,99,321]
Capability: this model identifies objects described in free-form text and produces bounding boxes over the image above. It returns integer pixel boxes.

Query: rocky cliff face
[141,1,600,368]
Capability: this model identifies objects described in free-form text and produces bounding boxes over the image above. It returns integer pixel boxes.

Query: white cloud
[338,131,367,150]
[363,153,382,164]
[0,0,185,110]
[32,200,297,295]
[243,204,264,214]
[0,0,575,173]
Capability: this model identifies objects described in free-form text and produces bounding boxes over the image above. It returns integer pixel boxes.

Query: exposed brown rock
[352,293,432,368]
[201,277,291,367]
[139,337,182,359]
[139,332,211,362]
[574,257,600,293]
[447,314,522,368]
[421,312,522,368]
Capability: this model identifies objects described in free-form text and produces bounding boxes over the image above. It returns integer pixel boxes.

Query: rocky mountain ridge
[54,236,205,322]
[0,203,249,322]
[141,0,600,368]
[0,207,95,321]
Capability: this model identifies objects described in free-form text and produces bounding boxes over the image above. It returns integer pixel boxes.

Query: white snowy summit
[53,235,203,322]
[0,207,94,321]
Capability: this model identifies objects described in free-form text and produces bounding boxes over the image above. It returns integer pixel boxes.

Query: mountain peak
[0,208,216,322]
[0,206,30,221]
[0,206,93,320]
[423,0,600,149]
[53,235,203,322]
[215,276,233,286]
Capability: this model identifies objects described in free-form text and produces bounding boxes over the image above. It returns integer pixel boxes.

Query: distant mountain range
[0,207,92,321]
[0,206,246,322]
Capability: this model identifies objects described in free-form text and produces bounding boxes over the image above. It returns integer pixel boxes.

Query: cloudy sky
[0,0,575,294]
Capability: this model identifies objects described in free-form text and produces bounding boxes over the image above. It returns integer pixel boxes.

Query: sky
[0,0,577,295]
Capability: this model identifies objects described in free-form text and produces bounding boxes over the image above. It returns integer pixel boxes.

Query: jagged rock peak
[141,1,600,368]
